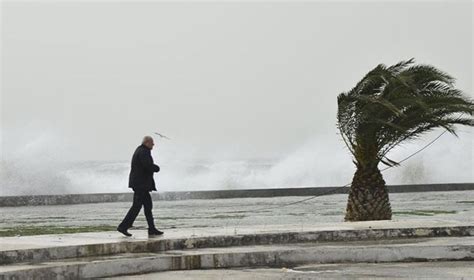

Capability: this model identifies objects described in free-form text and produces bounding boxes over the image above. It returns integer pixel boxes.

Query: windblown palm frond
[337,59,474,168]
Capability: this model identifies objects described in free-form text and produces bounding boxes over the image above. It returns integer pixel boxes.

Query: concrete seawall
[0,183,472,207]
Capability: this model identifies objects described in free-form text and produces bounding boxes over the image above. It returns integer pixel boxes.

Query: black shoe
[148,228,164,236]
[117,227,132,237]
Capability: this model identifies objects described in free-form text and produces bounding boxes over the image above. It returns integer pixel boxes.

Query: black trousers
[118,190,156,230]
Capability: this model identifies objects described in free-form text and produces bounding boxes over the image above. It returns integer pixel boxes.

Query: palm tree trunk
[345,166,392,221]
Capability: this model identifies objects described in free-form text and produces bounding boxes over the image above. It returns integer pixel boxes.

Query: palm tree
[337,59,473,221]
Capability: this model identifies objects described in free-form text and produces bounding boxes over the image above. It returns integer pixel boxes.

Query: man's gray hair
[142,136,154,144]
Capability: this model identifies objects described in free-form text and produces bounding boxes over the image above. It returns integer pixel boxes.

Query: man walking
[117,136,163,237]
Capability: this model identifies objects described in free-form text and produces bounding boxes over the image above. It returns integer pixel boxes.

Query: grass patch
[0,225,116,237]
[287,213,307,217]
[393,210,457,216]
[322,211,345,216]
[209,214,246,219]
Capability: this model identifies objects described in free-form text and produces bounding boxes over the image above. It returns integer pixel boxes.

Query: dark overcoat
[128,145,160,191]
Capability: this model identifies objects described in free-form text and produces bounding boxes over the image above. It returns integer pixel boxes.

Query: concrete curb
[1,237,473,279]
[1,183,473,207]
[1,225,473,265]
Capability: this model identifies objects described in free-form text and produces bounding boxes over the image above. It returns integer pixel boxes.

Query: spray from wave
[0,127,472,196]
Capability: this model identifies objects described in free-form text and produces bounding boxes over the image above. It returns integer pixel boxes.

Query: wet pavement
[1,190,473,235]
[105,261,474,280]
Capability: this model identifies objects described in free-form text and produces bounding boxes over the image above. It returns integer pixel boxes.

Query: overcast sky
[1,1,472,170]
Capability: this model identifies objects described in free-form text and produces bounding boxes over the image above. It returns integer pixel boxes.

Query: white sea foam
[0,128,472,196]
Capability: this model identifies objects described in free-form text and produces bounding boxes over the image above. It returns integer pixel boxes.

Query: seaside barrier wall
[0,183,473,207]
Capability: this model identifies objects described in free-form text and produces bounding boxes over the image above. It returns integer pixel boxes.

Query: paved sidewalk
[2,236,474,278]
[2,191,473,237]
[1,219,470,252]
[104,261,474,280]
[1,220,473,279]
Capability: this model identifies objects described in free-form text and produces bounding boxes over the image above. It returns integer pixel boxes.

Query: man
[117,136,163,237]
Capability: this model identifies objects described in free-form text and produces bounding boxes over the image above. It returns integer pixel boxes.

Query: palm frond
[337,59,474,168]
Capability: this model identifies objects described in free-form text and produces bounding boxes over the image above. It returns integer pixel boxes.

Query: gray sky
[1,1,472,187]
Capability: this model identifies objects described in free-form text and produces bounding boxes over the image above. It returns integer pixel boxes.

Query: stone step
[1,222,473,265]
[1,237,473,279]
